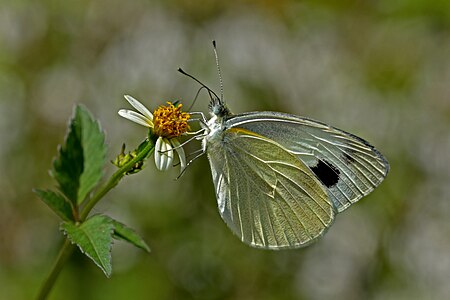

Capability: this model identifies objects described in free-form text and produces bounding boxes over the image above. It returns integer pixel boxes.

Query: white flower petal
[163,138,174,170]
[124,95,154,121]
[155,137,164,170]
[155,137,174,171]
[170,138,186,170]
[118,109,153,127]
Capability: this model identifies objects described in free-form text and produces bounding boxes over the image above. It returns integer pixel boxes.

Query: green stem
[80,139,155,221]
[36,138,155,299]
[36,239,74,300]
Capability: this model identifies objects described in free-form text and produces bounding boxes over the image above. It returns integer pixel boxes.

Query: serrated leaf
[34,189,74,221]
[51,105,106,205]
[61,215,114,277]
[76,105,107,204]
[108,217,150,252]
[51,110,83,204]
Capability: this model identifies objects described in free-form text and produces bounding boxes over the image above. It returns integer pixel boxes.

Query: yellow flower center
[153,102,190,138]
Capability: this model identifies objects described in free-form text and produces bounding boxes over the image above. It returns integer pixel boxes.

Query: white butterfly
[182,43,389,250]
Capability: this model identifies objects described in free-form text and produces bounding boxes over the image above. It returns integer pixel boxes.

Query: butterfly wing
[206,127,335,249]
[225,112,389,213]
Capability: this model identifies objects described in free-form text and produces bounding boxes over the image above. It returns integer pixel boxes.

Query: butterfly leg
[175,148,206,180]
[188,112,208,125]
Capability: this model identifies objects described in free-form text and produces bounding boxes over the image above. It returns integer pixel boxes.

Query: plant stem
[36,239,74,300]
[36,139,155,299]
[80,139,155,221]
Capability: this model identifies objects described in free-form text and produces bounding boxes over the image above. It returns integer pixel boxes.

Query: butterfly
[181,42,389,249]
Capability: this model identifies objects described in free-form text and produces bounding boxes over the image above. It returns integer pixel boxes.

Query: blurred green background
[1,0,449,299]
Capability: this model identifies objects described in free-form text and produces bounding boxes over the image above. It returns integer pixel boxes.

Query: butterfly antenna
[187,86,207,111]
[177,68,220,102]
[212,40,224,104]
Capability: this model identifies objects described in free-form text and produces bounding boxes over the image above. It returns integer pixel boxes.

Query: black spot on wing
[342,152,355,163]
[310,159,340,188]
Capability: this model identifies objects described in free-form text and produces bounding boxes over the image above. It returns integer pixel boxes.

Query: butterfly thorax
[203,114,226,152]
[202,100,233,150]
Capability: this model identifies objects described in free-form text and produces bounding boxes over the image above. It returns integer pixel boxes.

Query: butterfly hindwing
[206,127,335,249]
[225,112,389,212]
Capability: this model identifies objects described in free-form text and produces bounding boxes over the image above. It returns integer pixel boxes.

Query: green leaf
[76,105,106,204]
[34,189,74,221]
[51,105,106,205]
[60,215,114,277]
[108,217,150,252]
[51,109,83,204]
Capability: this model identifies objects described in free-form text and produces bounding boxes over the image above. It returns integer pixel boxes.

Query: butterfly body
[201,100,389,249]
[179,46,388,249]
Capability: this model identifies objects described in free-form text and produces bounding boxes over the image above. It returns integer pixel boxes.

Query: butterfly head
[209,96,231,118]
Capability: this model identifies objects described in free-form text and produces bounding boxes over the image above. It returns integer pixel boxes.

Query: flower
[118,95,190,171]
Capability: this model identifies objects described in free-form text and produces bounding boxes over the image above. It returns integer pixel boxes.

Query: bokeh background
[1,0,449,299]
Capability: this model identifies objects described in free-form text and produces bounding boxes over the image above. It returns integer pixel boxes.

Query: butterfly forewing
[207,127,335,249]
[225,112,390,212]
